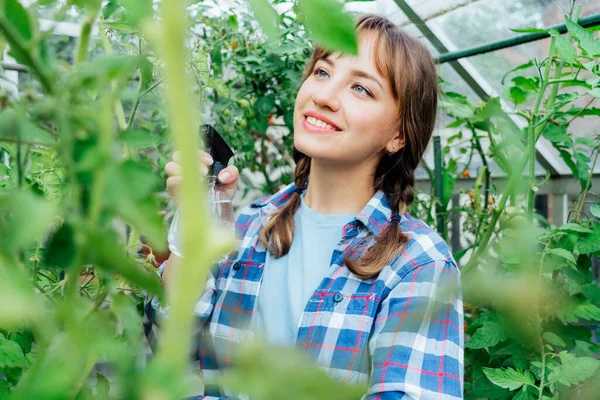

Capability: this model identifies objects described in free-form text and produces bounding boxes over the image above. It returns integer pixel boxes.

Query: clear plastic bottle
[167,124,235,258]
[167,176,235,258]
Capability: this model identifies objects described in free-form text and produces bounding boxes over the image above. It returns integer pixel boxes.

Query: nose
[311,80,341,112]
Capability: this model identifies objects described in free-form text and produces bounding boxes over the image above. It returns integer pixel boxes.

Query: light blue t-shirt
[255,194,355,345]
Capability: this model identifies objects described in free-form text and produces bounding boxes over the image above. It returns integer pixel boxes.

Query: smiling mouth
[304,116,342,132]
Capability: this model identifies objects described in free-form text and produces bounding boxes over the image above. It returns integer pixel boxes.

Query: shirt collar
[251,183,394,236]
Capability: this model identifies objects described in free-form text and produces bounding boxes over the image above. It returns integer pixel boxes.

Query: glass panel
[431,0,600,48]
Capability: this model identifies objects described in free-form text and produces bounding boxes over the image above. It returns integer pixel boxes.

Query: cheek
[294,81,311,109]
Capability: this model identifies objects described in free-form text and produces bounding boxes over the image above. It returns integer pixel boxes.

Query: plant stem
[528,36,557,220]
[88,94,114,225]
[98,20,128,132]
[464,37,560,274]
[126,78,165,130]
[575,145,600,223]
[146,1,234,395]
[74,14,96,65]
[537,336,547,400]
[0,16,55,94]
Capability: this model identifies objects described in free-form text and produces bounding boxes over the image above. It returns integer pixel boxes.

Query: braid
[258,151,310,257]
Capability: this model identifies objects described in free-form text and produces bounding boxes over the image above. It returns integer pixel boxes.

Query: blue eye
[315,68,328,78]
[353,84,373,98]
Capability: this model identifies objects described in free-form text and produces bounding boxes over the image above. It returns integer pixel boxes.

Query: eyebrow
[320,57,383,91]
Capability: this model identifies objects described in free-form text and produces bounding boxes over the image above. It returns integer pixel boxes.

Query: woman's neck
[302,158,377,215]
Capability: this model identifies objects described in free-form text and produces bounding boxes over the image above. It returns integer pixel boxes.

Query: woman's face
[293,30,404,167]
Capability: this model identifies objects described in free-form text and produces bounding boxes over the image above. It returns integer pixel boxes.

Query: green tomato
[246,111,256,120]
[239,119,248,128]
[238,99,250,108]
[223,109,231,117]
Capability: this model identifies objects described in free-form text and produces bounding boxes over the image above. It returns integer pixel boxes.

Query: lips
[304,111,342,131]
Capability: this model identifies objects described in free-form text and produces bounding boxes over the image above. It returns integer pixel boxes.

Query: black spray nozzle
[202,124,234,179]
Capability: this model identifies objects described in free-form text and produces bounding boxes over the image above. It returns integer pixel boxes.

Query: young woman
[146,13,463,400]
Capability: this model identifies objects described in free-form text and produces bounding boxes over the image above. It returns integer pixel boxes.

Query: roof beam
[392,0,564,176]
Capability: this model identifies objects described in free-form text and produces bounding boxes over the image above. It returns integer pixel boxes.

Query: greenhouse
[0,0,599,399]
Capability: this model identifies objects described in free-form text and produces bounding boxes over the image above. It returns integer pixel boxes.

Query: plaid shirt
[145,183,464,399]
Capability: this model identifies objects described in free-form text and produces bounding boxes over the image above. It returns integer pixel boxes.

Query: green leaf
[547,248,576,266]
[590,205,600,219]
[552,32,578,64]
[298,0,358,55]
[0,338,26,368]
[223,342,366,400]
[103,21,138,34]
[548,353,600,387]
[574,136,597,147]
[510,86,529,105]
[96,372,110,399]
[557,223,593,234]
[562,267,589,295]
[441,92,474,119]
[542,332,566,348]
[510,27,548,34]
[465,320,508,349]
[249,0,281,42]
[111,293,142,342]
[576,236,600,255]
[85,228,162,297]
[542,123,570,143]
[4,0,33,40]
[0,190,56,254]
[102,0,120,19]
[44,223,77,269]
[120,129,159,150]
[120,0,153,24]
[556,299,600,323]
[483,367,534,391]
[0,261,42,330]
[0,110,56,145]
[256,95,276,116]
[208,77,229,98]
[139,56,154,91]
[565,17,600,57]
[9,331,32,354]
[512,76,539,91]
[0,380,9,396]
[75,55,140,88]
[501,60,534,85]
[582,283,600,304]
[104,161,165,251]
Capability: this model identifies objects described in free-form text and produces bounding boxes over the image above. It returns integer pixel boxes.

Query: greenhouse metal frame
[2,0,600,228]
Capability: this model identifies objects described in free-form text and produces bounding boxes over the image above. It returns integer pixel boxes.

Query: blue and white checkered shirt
[145,183,464,399]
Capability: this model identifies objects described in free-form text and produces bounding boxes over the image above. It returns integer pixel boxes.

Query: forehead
[326,30,387,78]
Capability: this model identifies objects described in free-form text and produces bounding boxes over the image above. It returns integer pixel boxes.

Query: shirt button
[333,293,344,303]
[232,262,241,271]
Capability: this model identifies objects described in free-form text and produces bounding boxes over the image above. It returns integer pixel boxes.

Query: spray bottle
[167,124,235,258]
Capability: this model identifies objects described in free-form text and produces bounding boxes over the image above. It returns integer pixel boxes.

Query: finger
[198,149,213,164]
[166,176,182,198]
[165,161,182,178]
[217,165,239,185]
[173,150,213,166]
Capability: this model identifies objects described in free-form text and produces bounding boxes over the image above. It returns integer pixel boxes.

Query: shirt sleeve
[363,259,464,400]
[143,259,219,357]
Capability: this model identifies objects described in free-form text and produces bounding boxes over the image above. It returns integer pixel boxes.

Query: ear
[385,131,405,155]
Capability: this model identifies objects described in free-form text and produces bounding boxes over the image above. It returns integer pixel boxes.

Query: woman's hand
[165,150,239,205]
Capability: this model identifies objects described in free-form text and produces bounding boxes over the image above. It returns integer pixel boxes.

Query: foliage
[428,3,600,399]
[1,0,599,399]
[0,0,366,398]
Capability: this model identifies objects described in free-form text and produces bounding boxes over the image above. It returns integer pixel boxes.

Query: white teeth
[306,116,336,131]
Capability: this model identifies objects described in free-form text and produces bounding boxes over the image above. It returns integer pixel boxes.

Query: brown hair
[259,13,438,278]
